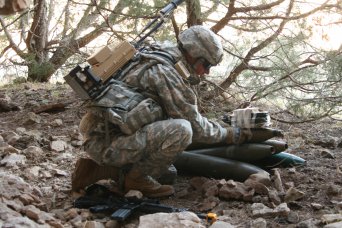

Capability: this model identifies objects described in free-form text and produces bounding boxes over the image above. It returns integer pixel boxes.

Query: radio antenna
[133,0,185,48]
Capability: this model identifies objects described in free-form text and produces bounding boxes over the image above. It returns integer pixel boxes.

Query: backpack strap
[145,50,176,65]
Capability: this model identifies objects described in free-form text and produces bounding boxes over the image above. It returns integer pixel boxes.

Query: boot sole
[143,188,175,198]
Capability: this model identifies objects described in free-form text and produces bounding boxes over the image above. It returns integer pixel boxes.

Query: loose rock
[1,216,45,228]
[84,220,106,228]
[297,218,321,228]
[287,211,300,223]
[105,220,120,228]
[138,212,205,228]
[23,112,42,125]
[268,189,281,205]
[0,144,21,155]
[189,176,209,191]
[251,217,267,228]
[209,221,234,228]
[125,190,143,199]
[50,140,68,152]
[320,149,335,159]
[219,180,254,201]
[22,146,44,158]
[272,169,285,194]
[198,196,220,211]
[321,214,342,224]
[324,221,342,228]
[251,203,290,218]
[1,153,26,167]
[311,203,324,210]
[51,119,63,127]
[284,187,305,202]
[245,171,272,186]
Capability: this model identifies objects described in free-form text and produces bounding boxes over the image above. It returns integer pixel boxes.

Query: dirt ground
[1,82,341,227]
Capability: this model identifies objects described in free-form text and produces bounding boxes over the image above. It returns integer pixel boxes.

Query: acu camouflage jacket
[113,41,228,144]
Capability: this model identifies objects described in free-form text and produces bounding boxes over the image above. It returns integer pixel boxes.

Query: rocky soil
[1,82,342,228]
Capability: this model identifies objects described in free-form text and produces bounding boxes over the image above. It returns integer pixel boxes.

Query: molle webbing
[87,80,163,136]
[94,81,145,110]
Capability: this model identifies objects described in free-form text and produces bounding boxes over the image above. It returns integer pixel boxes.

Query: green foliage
[228,12,342,120]
[27,59,54,82]
[325,51,342,80]
[12,77,27,84]
[125,0,157,16]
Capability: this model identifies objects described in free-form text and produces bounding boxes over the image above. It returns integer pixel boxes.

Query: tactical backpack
[64,0,186,135]
[86,79,163,135]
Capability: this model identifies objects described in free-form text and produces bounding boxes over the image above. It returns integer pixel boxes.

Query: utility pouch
[88,80,163,135]
[175,61,190,79]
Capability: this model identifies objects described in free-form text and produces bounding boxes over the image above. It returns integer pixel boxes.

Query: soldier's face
[185,53,212,76]
[193,58,212,76]
[184,53,212,77]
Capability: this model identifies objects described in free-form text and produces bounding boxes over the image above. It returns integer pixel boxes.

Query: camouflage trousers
[84,119,193,177]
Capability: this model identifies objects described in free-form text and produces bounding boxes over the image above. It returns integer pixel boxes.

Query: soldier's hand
[226,127,252,145]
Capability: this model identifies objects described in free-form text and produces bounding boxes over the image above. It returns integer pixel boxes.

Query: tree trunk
[186,0,202,26]
[26,0,50,81]
[45,28,105,81]
[24,0,126,82]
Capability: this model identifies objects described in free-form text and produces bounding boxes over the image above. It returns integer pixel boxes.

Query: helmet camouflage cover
[178,25,223,65]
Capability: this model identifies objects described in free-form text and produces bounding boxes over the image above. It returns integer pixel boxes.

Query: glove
[226,127,252,145]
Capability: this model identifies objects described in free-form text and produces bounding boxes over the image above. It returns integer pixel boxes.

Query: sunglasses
[196,58,212,71]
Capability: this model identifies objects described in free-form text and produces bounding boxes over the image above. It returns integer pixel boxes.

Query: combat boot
[125,168,175,198]
[157,164,178,185]
[71,157,119,192]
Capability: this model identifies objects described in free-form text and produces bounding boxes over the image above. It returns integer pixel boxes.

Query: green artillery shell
[261,139,288,153]
[186,144,275,162]
[250,152,306,169]
[186,141,225,150]
[186,128,284,150]
[174,152,266,182]
[248,128,284,143]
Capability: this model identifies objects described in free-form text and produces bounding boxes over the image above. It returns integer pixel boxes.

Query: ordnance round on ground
[174,151,265,181]
[186,143,275,162]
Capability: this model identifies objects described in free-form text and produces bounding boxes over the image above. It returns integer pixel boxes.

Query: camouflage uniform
[80,30,227,177]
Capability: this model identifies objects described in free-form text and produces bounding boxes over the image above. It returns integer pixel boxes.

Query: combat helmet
[178,25,223,65]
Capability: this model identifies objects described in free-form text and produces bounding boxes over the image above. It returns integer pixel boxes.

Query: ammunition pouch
[87,80,163,135]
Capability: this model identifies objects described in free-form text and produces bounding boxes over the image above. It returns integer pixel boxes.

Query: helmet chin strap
[177,43,204,85]
[181,56,202,85]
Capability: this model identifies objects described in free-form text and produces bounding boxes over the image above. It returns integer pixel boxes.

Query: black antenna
[134,0,185,48]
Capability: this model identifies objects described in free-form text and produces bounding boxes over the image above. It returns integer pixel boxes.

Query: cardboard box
[91,41,137,82]
[87,46,112,65]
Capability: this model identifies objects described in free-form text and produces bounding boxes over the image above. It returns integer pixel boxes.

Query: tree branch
[235,0,286,12]
[186,0,202,26]
[211,0,235,33]
[207,0,295,100]
[0,17,26,58]
[272,106,338,124]
[250,63,320,101]
[0,9,30,33]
